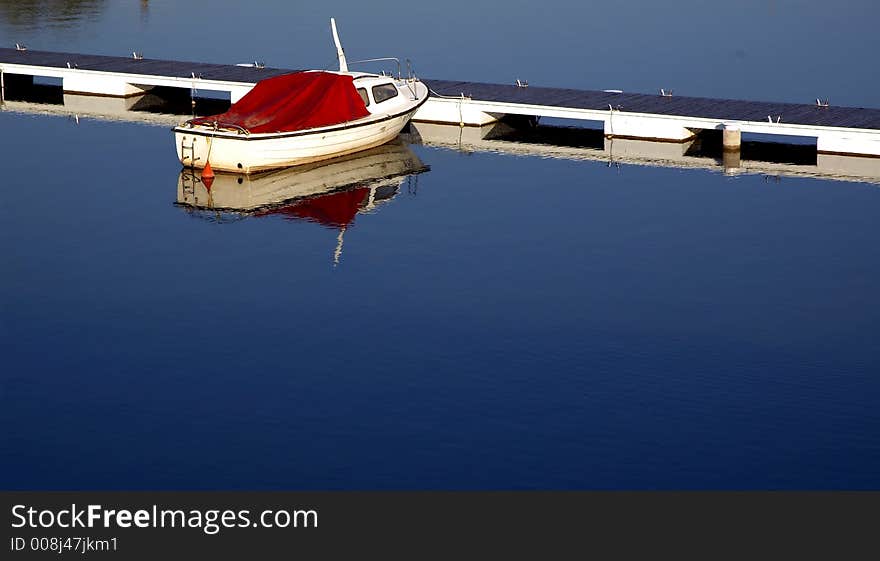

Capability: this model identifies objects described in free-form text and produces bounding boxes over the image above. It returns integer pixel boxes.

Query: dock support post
[722,124,741,174]
[1,69,4,103]
[722,124,741,151]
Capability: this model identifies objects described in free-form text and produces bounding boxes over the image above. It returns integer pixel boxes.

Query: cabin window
[371,83,399,104]
[356,87,370,107]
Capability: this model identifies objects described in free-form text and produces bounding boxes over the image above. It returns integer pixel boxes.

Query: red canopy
[190,71,369,134]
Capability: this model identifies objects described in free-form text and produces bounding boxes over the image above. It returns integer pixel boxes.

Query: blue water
[2,1,879,489]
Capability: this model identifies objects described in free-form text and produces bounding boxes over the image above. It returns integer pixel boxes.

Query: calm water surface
[1,1,879,489]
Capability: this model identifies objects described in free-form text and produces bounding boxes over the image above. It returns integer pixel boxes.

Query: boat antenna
[330,18,348,72]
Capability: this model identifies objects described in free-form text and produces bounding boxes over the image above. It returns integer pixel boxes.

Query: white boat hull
[176,141,428,211]
[177,109,421,173]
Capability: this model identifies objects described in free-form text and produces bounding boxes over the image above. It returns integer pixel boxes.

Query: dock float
[2,47,880,157]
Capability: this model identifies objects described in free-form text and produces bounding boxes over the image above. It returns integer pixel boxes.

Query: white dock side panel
[605,112,696,142]
[817,130,880,157]
[63,72,152,97]
[413,97,502,126]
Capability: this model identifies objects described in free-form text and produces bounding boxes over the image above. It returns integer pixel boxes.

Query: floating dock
[2,47,880,157]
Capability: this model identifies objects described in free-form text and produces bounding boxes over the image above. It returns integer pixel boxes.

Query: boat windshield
[356,88,370,107]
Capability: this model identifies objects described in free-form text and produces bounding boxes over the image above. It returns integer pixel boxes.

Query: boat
[175,140,430,264]
[173,18,429,173]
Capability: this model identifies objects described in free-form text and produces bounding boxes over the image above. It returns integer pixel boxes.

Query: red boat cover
[190,71,369,134]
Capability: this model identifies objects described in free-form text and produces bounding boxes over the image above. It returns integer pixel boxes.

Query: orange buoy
[201,161,215,190]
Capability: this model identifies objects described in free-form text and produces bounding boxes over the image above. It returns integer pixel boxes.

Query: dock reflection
[176,141,429,265]
[403,122,880,185]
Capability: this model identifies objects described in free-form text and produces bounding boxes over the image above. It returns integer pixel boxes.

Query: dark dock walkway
[0,47,295,83]
[424,79,880,131]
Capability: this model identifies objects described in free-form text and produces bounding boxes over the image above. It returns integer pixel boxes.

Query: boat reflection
[176,140,429,265]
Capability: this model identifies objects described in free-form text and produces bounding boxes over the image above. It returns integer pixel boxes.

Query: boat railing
[348,57,402,79]
[214,122,251,135]
[181,119,251,135]
[404,58,418,99]
[348,57,420,99]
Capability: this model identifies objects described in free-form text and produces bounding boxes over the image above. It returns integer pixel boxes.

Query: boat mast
[330,18,348,72]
